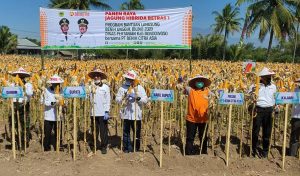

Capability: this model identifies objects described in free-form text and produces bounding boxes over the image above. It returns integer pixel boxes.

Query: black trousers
[9,102,31,149]
[289,118,300,156]
[123,119,141,152]
[90,116,108,150]
[252,106,273,154]
[43,120,57,151]
[185,120,208,155]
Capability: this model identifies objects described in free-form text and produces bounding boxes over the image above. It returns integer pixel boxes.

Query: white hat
[11,67,31,78]
[47,74,64,84]
[88,68,107,79]
[258,67,275,77]
[188,75,211,88]
[123,70,137,80]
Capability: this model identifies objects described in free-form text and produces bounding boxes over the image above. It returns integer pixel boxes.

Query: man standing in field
[248,67,277,158]
[116,70,148,153]
[185,75,211,155]
[88,68,111,154]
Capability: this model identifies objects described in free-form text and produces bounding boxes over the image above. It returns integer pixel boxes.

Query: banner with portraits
[40,7,192,50]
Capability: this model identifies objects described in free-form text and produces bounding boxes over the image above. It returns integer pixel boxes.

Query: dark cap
[59,18,69,26]
[78,18,89,26]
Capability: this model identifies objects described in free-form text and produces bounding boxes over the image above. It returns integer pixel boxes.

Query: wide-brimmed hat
[188,75,211,88]
[11,67,31,78]
[258,67,275,77]
[123,70,137,80]
[88,68,107,79]
[47,74,64,84]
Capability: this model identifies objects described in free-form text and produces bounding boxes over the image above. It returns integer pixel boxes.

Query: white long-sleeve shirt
[12,82,34,103]
[40,88,59,121]
[90,84,111,117]
[248,83,277,108]
[292,87,300,119]
[116,84,148,120]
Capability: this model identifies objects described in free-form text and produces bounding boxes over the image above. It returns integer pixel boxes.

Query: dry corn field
[0,55,299,176]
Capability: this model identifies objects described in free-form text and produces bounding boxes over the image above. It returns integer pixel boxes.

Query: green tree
[212,3,242,60]
[49,0,111,10]
[236,0,298,61]
[0,26,18,54]
[120,0,145,10]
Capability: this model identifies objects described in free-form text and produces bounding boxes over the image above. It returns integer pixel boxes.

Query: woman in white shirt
[116,70,148,153]
[40,75,64,151]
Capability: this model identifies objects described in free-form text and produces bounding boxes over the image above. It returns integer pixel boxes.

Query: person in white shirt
[40,74,64,151]
[88,69,111,154]
[10,67,33,149]
[289,78,300,157]
[248,67,277,158]
[116,70,148,153]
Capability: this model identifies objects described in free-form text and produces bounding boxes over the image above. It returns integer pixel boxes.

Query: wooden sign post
[2,86,24,159]
[219,92,244,167]
[63,86,86,161]
[275,92,299,170]
[150,89,174,168]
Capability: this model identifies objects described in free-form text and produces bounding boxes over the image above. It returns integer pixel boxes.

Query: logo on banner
[150,89,174,102]
[243,61,256,73]
[219,93,244,105]
[275,92,300,104]
[1,87,24,98]
[63,86,86,98]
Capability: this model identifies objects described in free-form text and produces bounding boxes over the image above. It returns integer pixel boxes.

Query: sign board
[150,89,174,102]
[40,7,192,49]
[1,87,24,98]
[242,61,256,73]
[63,86,86,98]
[275,92,300,104]
[219,93,244,105]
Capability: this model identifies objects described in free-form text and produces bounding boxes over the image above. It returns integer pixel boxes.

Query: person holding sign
[248,67,277,158]
[185,75,211,155]
[40,74,64,151]
[10,67,33,149]
[88,68,111,154]
[116,70,148,153]
[289,78,300,157]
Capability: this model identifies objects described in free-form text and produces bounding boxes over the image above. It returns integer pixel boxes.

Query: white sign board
[150,89,174,102]
[219,93,244,105]
[63,86,86,98]
[1,87,24,98]
[275,92,300,104]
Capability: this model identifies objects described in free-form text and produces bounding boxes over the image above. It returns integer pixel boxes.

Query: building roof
[17,38,40,50]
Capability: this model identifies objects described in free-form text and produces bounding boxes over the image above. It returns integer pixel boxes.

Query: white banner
[40,7,192,49]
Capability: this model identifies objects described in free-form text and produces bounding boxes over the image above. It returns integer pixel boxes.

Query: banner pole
[41,50,44,70]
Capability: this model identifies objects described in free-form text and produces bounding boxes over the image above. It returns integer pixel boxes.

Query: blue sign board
[1,87,23,98]
[219,93,244,105]
[63,86,86,98]
[150,89,174,102]
[275,92,300,104]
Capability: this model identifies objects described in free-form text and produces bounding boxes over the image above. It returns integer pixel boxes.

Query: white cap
[47,74,64,84]
[258,67,275,77]
[123,70,137,80]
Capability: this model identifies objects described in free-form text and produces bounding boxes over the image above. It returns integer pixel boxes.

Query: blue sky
[0,0,271,47]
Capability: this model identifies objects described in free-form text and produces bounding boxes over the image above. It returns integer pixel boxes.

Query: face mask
[94,80,101,84]
[195,81,204,89]
[125,80,132,86]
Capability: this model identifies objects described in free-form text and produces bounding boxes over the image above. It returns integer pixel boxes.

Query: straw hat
[47,74,64,84]
[188,75,211,88]
[123,70,138,80]
[88,68,107,80]
[11,67,31,78]
[258,67,275,77]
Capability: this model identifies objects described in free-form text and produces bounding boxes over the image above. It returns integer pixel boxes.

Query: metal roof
[17,38,40,50]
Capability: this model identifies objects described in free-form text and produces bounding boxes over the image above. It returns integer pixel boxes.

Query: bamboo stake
[17,106,22,151]
[83,98,87,154]
[225,105,233,167]
[282,104,289,170]
[56,106,59,153]
[168,107,172,156]
[24,103,27,153]
[11,99,16,159]
[93,96,96,154]
[73,98,77,161]
[239,104,245,158]
[200,122,208,155]
[268,111,275,159]
[159,101,164,168]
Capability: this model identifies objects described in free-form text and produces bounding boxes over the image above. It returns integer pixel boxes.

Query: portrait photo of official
[56,18,75,46]
[75,18,95,47]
